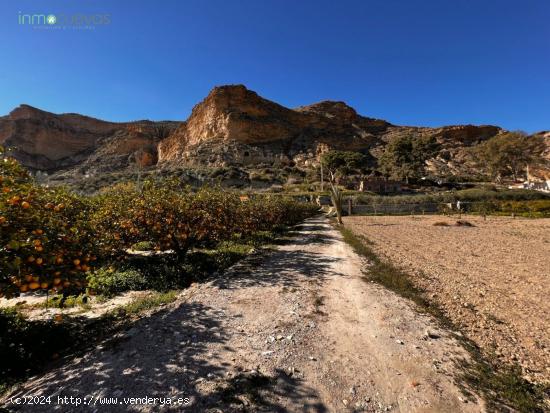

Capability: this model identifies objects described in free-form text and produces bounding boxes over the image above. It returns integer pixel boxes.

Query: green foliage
[91,182,316,258]
[37,294,91,309]
[378,135,440,182]
[321,151,366,177]
[238,196,317,235]
[1,153,317,298]
[492,199,550,217]
[113,291,179,315]
[356,187,550,205]
[473,132,547,181]
[132,241,154,251]
[87,268,149,297]
[90,180,197,257]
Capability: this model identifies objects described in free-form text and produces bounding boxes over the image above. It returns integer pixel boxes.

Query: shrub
[87,267,149,297]
[0,151,98,298]
[91,183,250,257]
[132,241,154,251]
[498,200,550,215]
[91,181,198,257]
[356,188,549,207]
[238,196,317,235]
[470,200,497,217]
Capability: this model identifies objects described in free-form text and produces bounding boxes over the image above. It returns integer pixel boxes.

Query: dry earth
[344,215,550,385]
[0,291,150,321]
[2,217,484,412]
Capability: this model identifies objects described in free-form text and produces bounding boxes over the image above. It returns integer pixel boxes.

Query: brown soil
[344,215,550,385]
[2,217,484,412]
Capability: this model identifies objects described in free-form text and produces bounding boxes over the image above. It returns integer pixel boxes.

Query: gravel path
[3,217,484,412]
[344,215,550,384]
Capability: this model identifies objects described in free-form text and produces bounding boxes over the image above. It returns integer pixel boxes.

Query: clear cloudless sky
[0,0,549,132]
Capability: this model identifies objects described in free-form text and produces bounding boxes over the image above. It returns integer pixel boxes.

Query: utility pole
[320,162,324,192]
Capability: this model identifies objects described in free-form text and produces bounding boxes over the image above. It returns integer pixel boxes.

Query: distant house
[357,177,402,193]
[508,180,550,193]
[525,180,550,192]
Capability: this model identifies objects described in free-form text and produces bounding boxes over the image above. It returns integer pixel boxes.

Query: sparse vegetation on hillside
[378,134,440,183]
[473,132,547,181]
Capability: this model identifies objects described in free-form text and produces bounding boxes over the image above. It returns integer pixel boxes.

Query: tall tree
[378,135,439,183]
[474,132,547,181]
[321,151,366,224]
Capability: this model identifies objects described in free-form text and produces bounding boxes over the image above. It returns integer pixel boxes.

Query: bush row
[356,187,550,205]
[469,199,550,217]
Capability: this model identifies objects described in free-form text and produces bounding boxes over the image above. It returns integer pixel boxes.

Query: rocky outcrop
[158,85,303,163]
[158,85,391,166]
[157,85,509,173]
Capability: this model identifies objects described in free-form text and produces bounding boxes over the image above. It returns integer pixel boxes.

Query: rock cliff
[0,105,176,172]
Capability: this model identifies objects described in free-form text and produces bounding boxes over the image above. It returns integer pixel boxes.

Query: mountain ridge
[2,84,542,184]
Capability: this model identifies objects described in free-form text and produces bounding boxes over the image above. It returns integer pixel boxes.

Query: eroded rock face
[158,85,392,165]
[0,105,123,170]
[158,85,303,163]
[0,105,175,172]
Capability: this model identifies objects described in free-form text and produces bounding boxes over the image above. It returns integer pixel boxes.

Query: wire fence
[349,201,527,216]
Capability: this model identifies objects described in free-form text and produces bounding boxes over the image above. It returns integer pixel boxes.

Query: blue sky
[0,0,549,132]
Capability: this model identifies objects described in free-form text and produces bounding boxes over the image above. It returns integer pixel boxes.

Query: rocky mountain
[157,85,393,168]
[1,84,545,185]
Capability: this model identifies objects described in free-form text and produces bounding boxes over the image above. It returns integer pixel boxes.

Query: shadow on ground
[212,218,344,290]
[7,301,326,412]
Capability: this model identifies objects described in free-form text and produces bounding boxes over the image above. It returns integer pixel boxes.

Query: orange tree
[91,183,316,257]
[91,181,189,257]
[90,181,242,257]
[238,195,317,235]
[0,149,97,298]
[188,187,242,247]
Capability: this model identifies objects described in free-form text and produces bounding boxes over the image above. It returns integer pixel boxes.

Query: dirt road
[4,217,484,412]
